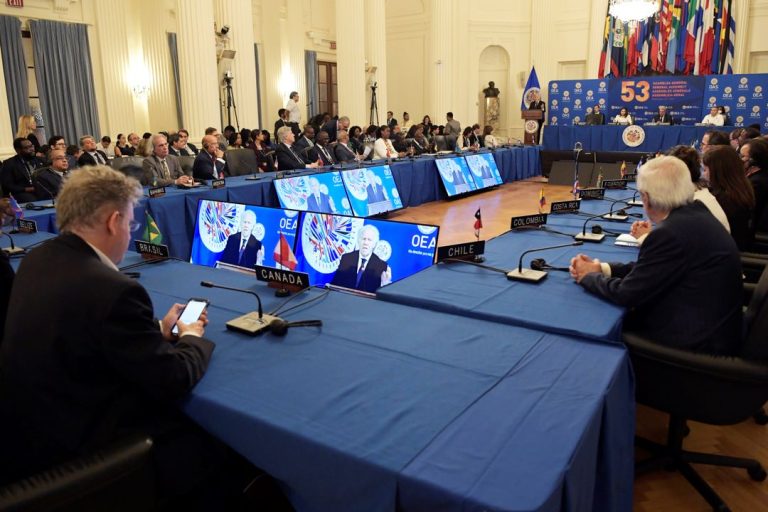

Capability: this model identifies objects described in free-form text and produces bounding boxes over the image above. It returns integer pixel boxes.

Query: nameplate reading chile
[18,219,38,234]
[134,240,170,259]
[437,241,485,262]
[254,265,310,291]
[602,179,627,190]
[550,200,581,214]
[578,188,605,200]
[511,214,548,229]
[212,178,226,189]
[148,186,166,198]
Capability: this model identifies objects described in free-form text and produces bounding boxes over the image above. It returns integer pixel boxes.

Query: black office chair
[625,266,768,512]
[224,148,258,176]
[0,436,154,512]
[110,156,145,183]
[177,155,196,176]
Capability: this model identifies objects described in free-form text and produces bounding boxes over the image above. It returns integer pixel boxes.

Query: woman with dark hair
[740,138,768,235]
[729,128,743,150]
[249,129,275,172]
[459,126,475,150]
[115,133,129,157]
[718,106,730,126]
[422,115,433,139]
[703,146,755,250]
[363,125,378,143]
[348,125,363,154]
[239,128,252,147]
[227,131,242,149]
[483,125,498,148]
[701,130,729,153]
[260,130,274,149]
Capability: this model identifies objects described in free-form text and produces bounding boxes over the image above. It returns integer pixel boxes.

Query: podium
[521,110,544,145]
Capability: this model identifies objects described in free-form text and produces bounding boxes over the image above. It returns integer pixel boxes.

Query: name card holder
[437,241,485,262]
[511,214,548,229]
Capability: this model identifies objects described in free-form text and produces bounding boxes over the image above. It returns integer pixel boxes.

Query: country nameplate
[436,240,485,262]
[255,265,310,291]
[510,213,548,229]
[550,199,581,214]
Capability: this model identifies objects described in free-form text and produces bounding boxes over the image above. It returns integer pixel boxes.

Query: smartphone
[172,298,210,335]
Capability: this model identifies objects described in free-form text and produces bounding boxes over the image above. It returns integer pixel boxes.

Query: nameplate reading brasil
[134,240,170,259]
[602,179,627,190]
[550,200,581,214]
[578,187,605,200]
[511,214,547,229]
[255,265,310,290]
[148,186,166,198]
[437,240,485,262]
[18,219,38,234]
[212,178,226,189]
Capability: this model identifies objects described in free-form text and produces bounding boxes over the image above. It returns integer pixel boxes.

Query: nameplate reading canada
[18,219,38,234]
[437,240,485,262]
[134,240,170,259]
[578,187,605,200]
[212,178,226,189]
[550,200,581,214]
[254,265,310,290]
[511,213,548,229]
[602,179,627,190]
[148,186,166,198]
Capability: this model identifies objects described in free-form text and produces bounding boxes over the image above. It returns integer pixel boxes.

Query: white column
[586,0,609,77]
[261,3,283,129]
[365,0,387,125]
[175,0,220,141]
[285,1,307,125]
[335,0,367,125]
[0,44,14,157]
[215,0,260,129]
[138,0,179,131]
[429,0,453,121]
[732,0,750,73]
[530,0,553,85]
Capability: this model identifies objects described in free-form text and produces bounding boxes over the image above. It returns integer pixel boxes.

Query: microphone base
[226,312,280,336]
[1,246,25,255]
[275,287,291,297]
[627,200,643,207]
[601,213,629,222]
[574,232,606,243]
[506,268,548,282]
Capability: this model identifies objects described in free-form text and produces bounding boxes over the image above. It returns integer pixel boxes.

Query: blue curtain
[28,20,100,144]
[167,32,183,128]
[0,15,29,131]
[254,43,263,129]
[305,50,318,120]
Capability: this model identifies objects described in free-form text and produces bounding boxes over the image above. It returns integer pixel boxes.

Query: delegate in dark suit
[293,135,318,163]
[334,143,358,162]
[652,112,675,124]
[275,143,311,171]
[141,154,187,186]
[0,233,214,481]
[579,201,742,355]
[192,151,228,180]
[330,250,388,293]
[307,192,332,212]
[528,100,546,142]
[585,112,605,125]
[219,233,262,269]
[0,250,12,344]
[366,181,387,203]
[33,167,65,199]
[1,155,44,202]
[77,149,109,167]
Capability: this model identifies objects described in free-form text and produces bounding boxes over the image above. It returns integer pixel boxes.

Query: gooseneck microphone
[627,189,643,207]
[603,197,630,221]
[507,241,584,283]
[575,212,611,243]
[35,177,56,208]
[1,231,24,255]
[200,280,278,335]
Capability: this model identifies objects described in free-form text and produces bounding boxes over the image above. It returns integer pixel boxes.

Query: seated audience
[227,131,243,149]
[16,114,41,153]
[613,107,633,125]
[469,124,484,147]
[293,124,318,162]
[411,126,433,155]
[718,105,731,125]
[652,105,675,124]
[121,132,141,156]
[314,130,336,165]
[483,125,498,148]
[729,128,743,150]
[193,135,229,180]
[249,129,275,172]
[703,145,755,250]
[99,135,116,160]
[274,126,320,171]
[700,130,729,153]
[373,125,401,159]
[34,148,69,199]
[142,134,194,187]
[114,132,129,156]
[459,126,476,150]
[570,156,742,355]
[701,106,725,126]
[1,137,45,202]
[136,136,154,157]
[177,129,199,156]
[585,105,605,125]
[740,138,768,234]
[334,130,360,162]
[77,135,109,167]
[392,132,410,154]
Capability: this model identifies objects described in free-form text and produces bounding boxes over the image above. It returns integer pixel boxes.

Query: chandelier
[609,0,660,22]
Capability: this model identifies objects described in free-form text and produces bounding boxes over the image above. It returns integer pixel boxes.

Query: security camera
[220,25,230,35]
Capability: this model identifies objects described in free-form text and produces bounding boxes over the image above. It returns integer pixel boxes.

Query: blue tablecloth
[124,260,633,512]
[543,125,730,152]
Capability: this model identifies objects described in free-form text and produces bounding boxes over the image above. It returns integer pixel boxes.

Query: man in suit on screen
[330,224,391,293]
[219,209,264,268]
[365,170,389,204]
[306,177,335,213]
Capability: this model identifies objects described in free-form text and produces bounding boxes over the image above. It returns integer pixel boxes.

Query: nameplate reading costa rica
[578,187,605,200]
[437,241,485,262]
[602,179,627,190]
[254,265,310,290]
[550,200,581,214]
[212,178,226,189]
[17,219,37,234]
[510,214,548,229]
[148,186,166,198]
[134,240,170,259]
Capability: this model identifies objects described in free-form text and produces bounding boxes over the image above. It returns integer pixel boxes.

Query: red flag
[473,208,482,238]
[272,233,297,271]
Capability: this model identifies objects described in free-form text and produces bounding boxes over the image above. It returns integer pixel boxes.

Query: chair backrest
[225,148,258,176]
[743,265,768,359]
[177,155,195,175]
[110,157,145,183]
[433,135,448,151]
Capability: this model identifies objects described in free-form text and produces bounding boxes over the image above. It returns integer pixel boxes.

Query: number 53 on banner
[620,80,650,102]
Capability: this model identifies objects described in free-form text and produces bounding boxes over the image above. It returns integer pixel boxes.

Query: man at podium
[528,91,546,143]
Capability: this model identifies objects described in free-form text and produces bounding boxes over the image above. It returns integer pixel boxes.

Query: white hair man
[141,133,193,187]
[219,209,264,268]
[569,156,742,355]
[274,125,320,171]
[330,224,392,293]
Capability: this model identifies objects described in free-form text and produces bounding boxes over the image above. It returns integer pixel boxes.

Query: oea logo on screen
[739,77,749,89]
[737,96,747,108]
[551,99,559,111]
[754,86,764,99]
[709,78,719,91]
[412,225,437,250]
[751,106,761,118]
[722,86,733,99]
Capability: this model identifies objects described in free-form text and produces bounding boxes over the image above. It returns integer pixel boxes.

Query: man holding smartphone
[0,166,217,503]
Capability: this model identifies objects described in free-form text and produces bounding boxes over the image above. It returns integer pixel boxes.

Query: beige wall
[1,0,768,157]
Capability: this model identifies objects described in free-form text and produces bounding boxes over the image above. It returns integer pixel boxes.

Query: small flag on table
[473,208,483,239]
[8,195,23,220]
[620,160,627,177]
[572,178,580,197]
[273,233,298,270]
[538,187,546,213]
[142,212,163,244]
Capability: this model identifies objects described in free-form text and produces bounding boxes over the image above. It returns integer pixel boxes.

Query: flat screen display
[274,171,352,215]
[293,212,439,294]
[464,153,503,188]
[435,157,478,197]
[190,199,300,271]
[340,165,403,216]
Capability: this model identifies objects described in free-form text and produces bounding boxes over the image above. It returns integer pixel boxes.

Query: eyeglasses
[117,211,142,232]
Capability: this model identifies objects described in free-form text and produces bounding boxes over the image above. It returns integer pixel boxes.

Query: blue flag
[521,66,541,110]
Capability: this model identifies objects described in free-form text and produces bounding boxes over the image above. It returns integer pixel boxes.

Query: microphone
[602,197,630,222]
[507,241,583,282]
[573,141,583,158]
[200,280,279,335]
[574,211,616,243]
[1,231,25,255]
[627,189,643,207]
[35,176,56,208]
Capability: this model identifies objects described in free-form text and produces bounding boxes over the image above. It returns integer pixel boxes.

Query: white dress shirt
[286,99,301,124]
[373,138,396,159]
[701,113,725,126]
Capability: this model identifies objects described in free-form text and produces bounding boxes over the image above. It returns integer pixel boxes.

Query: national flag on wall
[598,14,612,77]
[521,67,541,110]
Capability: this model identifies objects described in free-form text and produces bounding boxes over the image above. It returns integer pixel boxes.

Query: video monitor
[274,171,352,215]
[190,199,299,271]
[464,153,503,188]
[293,212,439,295]
[435,157,478,197]
[339,165,403,216]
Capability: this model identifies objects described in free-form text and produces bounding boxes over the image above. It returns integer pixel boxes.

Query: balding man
[141,134,193,187]
[329,224,391,293]
[219,209,264,268]
[34,148,69,199]
[192,134,228,180]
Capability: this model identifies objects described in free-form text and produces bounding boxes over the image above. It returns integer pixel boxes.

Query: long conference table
[543,124,731,152]
[2,155,640,512]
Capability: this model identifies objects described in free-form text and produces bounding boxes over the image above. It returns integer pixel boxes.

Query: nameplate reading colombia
[511,213,548,229]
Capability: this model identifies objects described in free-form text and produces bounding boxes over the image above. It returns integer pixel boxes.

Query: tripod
[369,82,379,127]
[223,76,240,130]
